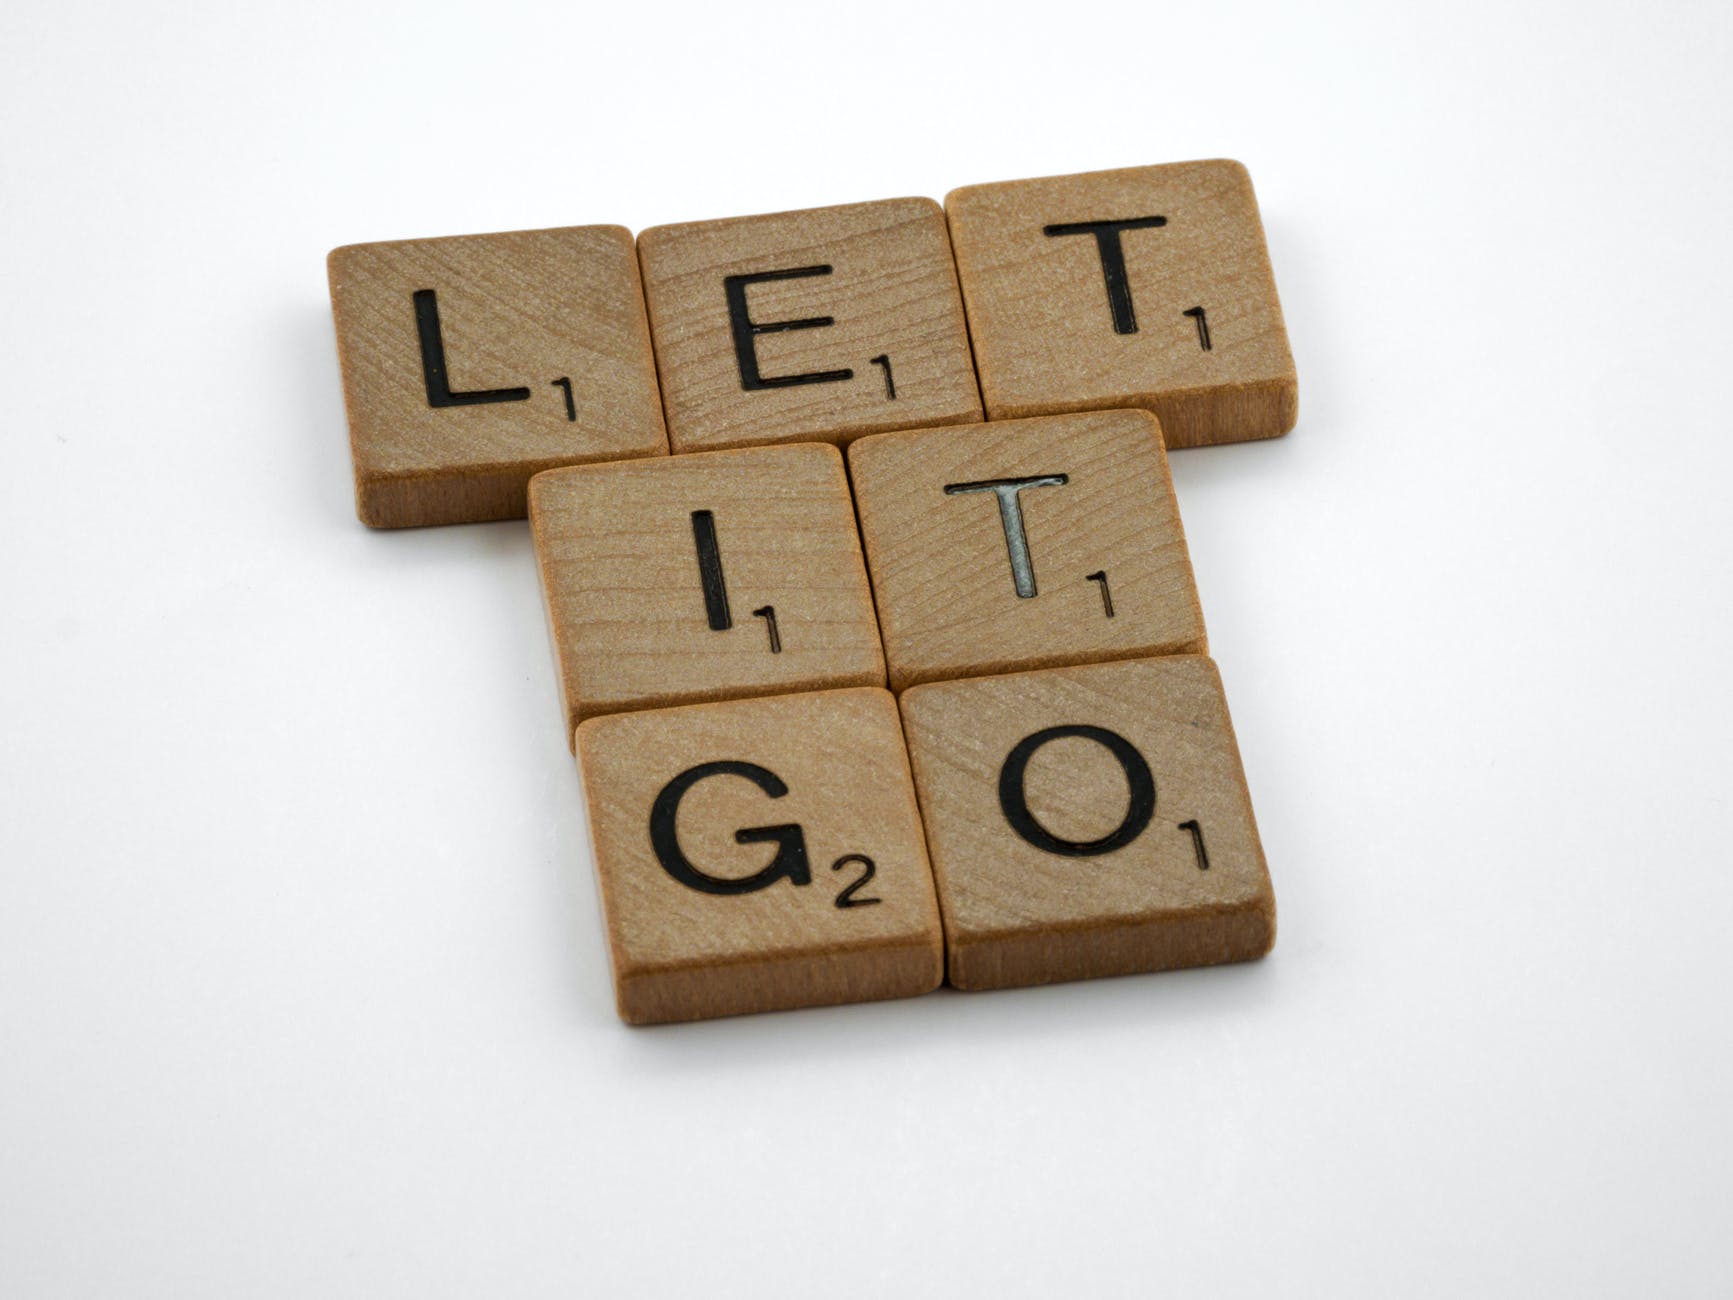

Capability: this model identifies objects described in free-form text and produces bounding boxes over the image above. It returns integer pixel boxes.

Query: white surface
[3,1,1730,1294]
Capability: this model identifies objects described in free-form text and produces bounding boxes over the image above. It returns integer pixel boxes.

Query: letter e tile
[637,198,982,453]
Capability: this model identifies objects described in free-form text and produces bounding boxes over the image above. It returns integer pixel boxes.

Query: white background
[3,1,1730,1294]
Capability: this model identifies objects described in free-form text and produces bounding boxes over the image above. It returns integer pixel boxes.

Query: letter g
[649,760,813,896]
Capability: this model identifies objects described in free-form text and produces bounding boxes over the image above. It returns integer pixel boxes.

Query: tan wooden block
[530,442,885,743]
[848,410,1206,692]
[899,656,1275,991]
[328,225,667,528]
[637,198,982,453]
[576,687,944,1024]
[945,160,1298,448]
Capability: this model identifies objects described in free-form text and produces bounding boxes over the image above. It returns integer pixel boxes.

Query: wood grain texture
[328,225,666,528]
[945,161,1298,448]
[577,688,944,1024]
[899,656,1275,991]
[530,443,885,744]
[637,198,982,453]
[848,410,1206,692]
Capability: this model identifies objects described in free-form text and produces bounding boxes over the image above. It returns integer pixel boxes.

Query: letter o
[997,725,1156,857]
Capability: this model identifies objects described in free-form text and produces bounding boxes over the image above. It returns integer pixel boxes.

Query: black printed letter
[649,761,813,896]
[998,725,1156,856]
[723,266,855,391]
[1041,218,1167,335]
[412,289,532,408]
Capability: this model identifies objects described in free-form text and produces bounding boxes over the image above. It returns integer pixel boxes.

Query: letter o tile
[899,656,1276,991]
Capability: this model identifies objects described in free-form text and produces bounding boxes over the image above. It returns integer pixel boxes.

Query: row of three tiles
[333,161,1299,528]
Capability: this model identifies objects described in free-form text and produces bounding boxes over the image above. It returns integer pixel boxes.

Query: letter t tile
[848,411,1207,691]
[945,160,1298,448]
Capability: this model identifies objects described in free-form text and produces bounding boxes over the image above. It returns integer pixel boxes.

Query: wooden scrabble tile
[637,198,983,454]
[945,160,1298,448]
[329,225,666,528]
[848,410,1206,693]
[530,442,885,743]
[577,687,944,1024]
[899,656,1275,991]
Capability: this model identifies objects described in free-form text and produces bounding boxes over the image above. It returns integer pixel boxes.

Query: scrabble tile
[848,410,1206,693]
[637,198,982,454]
[577,687,944,1024]
[329,225,666,528]
[530,442,885,743]
[899,656,1275,991]
[945,160,1298,448]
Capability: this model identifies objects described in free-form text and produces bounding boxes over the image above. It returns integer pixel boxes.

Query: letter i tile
[529,443,885,743]
[577,688,943,1024]
[899,656,1275,991]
